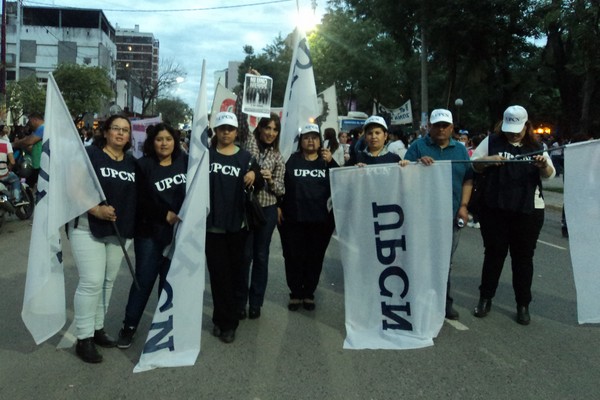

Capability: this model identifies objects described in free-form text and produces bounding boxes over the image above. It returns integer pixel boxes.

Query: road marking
[537,239,567,250]
[445,319,469,331]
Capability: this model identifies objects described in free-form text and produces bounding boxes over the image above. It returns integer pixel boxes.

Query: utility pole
[420,27,428,129]
[1,0,7,95]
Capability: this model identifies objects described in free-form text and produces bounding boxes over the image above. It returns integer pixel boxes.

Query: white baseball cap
[214,112,238,128]
[430,109,453,125]
[363,115,388,131]
[300,123,321,136]
[501,105,528,133]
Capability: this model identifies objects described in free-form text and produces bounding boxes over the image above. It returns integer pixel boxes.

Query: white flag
[280,27,319,161]
[22,74,105,344]
[564,139,600,324]
[134,60,210,372]
[330,163,452,349]
[317,85,339,134]
[209,82,236,128]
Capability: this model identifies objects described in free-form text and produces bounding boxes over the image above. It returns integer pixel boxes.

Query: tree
[130,59,186,116]
[155,97,192,127]
[309,7,409,115]
[53,63,112,122]
[5,75,46,124]
[328,0,543,132]
[538,0,600,137]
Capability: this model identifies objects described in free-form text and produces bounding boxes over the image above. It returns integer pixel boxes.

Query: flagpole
[514,144,568,159]
[104,201,140,290]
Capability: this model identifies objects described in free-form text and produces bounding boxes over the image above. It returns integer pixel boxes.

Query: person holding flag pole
[470,105,555,325]
[67,115,137,363]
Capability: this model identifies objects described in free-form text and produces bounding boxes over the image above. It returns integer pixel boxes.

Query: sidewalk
[543,175,564,211]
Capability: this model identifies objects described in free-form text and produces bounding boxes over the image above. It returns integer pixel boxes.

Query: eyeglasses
[110,126,130,133]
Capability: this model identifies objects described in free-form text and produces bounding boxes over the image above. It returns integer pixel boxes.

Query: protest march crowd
[8,93,556,364]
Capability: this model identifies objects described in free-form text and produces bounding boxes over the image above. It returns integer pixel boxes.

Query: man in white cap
[404,108,473,320]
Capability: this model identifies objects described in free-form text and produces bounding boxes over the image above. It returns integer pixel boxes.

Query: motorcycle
[0,150,35,229]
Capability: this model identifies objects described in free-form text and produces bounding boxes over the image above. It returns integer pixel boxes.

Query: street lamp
[454,98,463,127]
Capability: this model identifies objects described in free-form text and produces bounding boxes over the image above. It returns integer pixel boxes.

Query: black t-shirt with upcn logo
[282,152,335,223]
[207,147,253,232]
[135,153,188,241]
[86,145,137,238]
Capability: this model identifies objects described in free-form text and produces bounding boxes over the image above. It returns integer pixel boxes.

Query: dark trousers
[206,230,248,331]
[238,205,278,309]
[278,216,334,300]
[123,236,171,328]
[478,207,544,306]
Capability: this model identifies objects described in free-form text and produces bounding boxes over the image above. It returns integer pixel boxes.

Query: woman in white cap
[348,116,403,166]
[278,124,337,311]
[206,111,264,343]
[470,105,555,325]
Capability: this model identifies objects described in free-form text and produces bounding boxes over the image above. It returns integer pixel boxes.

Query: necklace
[104,147,123,161]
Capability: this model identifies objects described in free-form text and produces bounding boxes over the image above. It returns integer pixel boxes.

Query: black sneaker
[94,329,117,348]
[76,338,102,363]
[219,329,236,344]
[248,306,261,319]
[117,326,136,349]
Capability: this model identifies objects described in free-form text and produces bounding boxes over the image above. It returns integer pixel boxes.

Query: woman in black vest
[116,123,188,349]
[278,124,337,311]
[470,106,555,325]
[68,115,136,363]
[206,112,263,343]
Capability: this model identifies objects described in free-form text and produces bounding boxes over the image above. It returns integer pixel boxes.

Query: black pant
[478,206,544,306]
[278,216,334,300]
[206,230,248,331]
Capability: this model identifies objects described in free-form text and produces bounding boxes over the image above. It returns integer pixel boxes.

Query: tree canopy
[237,0,600,137]
[53,63,112,122]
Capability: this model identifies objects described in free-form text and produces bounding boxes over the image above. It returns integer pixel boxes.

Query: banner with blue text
[331,163,452,349]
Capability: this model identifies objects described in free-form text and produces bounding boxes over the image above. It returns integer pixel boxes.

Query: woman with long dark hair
[68,115,137,363]
[117,123,188,348]
[237,113,285,319]
[471,105,555,325]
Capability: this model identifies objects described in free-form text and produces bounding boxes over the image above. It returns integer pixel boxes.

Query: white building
[4,3,117,85]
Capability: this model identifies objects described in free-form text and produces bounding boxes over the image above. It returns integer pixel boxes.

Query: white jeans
[68,216,128,339]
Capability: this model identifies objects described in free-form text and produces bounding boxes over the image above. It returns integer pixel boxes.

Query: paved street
[1,178,599,399]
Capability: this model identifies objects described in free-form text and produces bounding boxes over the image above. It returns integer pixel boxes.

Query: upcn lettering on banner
[372,202,412,331]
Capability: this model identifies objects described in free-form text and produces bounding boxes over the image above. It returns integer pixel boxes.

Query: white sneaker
[473,222,480,229]
[467,221,474,228]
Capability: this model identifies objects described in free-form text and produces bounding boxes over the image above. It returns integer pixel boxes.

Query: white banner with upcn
[330,163,452,349]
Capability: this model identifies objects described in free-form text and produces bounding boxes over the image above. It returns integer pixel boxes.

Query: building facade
[4,3,117,84]
[114,24,159,113]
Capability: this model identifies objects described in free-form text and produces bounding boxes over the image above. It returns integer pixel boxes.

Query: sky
[25,0,327,107]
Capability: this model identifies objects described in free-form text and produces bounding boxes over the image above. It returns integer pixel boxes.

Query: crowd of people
[4,100,560,364]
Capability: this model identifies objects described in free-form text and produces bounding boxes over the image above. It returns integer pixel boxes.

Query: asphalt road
[1,204,598,400]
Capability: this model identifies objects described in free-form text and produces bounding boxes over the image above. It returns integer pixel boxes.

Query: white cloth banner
[564,139,600,324]
[317,85,339,133]
[280,27,319,161]
[131,116,162,159]
[375,100,413,125]
[330,163,452,349]
[134,61,210,372]
[22,74,105,344]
